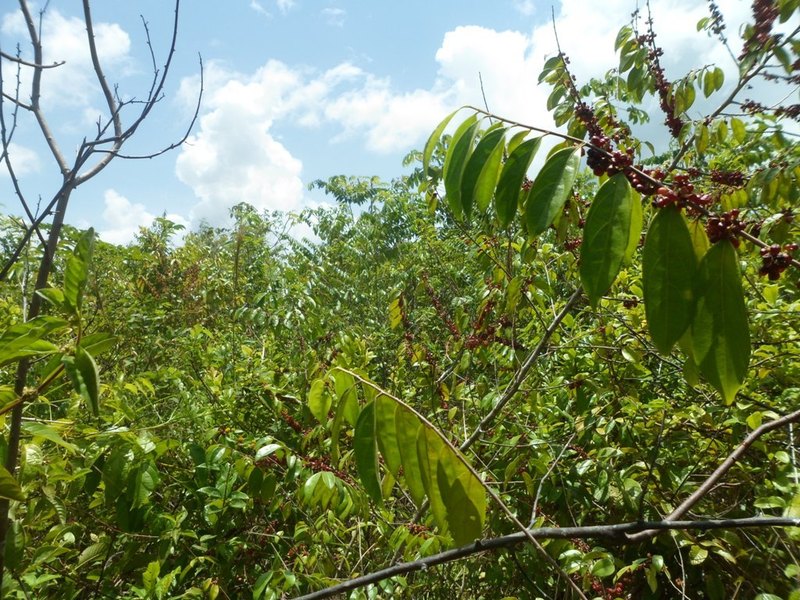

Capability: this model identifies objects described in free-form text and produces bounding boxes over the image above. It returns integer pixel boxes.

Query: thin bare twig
[295,517,800,600]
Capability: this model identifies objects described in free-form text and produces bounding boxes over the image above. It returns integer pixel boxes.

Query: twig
[295,517,800,599]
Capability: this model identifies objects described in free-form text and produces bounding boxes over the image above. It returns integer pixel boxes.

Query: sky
[0,0,790,245]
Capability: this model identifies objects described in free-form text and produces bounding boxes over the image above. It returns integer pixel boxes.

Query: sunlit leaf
[642,206,697,354]
[416,427,448,534]
[580,174,633,306]
[495,137,541,227]
[354,401,382,503]
[307,378,330,424]
[691,240,750,404]
[423,109,459,178]
[0,464,24,502]
[0,316,68,367]
[525,147,580,236]
[443,115,480,220]
[461,126,506,217]
[395,408,426,507]
[375,395,402,477]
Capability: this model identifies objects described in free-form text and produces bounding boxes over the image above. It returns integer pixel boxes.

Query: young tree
[0,0,199,589]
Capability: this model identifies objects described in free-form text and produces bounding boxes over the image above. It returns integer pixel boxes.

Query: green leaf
[0,316,68,367]
[461,127,506,216]
[436,457,485,546]
[332,370,358,426]
[691,241,750,404]
[642,206,698,354]
[423,109,459,178]
[307,379,330,424]
[731,117,746,143]
[36,288,65,310]
[74,346,100,416]
[495,137,541,227]
[23,422,78,453]
[591,557,615,577]
[79,332,117,356]
[354,401,382,503]
[375,395,402,477]
[0,464,24,502]
[623,190,643,264]
[526,147,580,236]
[443,115,480,220]
[395,408,426,507]
[63,228,95,315]
[580,174,633,306]
[416,427,448,534]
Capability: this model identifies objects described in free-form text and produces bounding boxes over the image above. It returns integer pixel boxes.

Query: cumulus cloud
[1,7,131,111]
[250,1,271,17]
[99,189,188,246]
[513,0,536,16]
[0,143,40,178]
[175,0,781,228]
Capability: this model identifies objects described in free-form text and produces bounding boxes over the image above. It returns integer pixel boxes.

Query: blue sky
[0,0,785,244]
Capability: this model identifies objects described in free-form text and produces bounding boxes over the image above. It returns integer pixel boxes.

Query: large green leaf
[642,206,697,354]
[63,228,95,315]
[307,378,330,424]
[580,174,633,306]
[395,407,426,507]
[623,191,643,264]
[0,464,24,502]
[494,136,541,228]
[354,401,382,503]
[375,395,402,478]
[525,147,581,235]
[68,346,100,417]
[443,116,480,220]
[332,370,358,426]
[416,427,448,534]
[691,241,750,404]
[460,126,506,218]
[0,316,68,367]
[423,109,459,178]
[436,455,485,546]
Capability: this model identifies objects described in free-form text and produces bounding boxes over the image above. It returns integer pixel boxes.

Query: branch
[0,50,64,69]
[295,517,800,600]
[626,407,800,542]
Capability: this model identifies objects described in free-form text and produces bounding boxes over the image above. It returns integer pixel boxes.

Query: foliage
[0,2,799,600]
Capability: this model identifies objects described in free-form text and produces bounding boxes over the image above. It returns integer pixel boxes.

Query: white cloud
[1,8,131,111]
[276,0,296,14]
[99,189,187,246]
[0,143,40,178]
[513,0,536,16]
[321,7,346,27]
[250,1,271,17]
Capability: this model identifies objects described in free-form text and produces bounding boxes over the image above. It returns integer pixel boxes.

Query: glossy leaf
[580,174,633,306]
[623,190,643,264]
[423,109,459,177]
[691,241,750,404]
[375,395,402,477]
[494,136,541,228]
[0,464,24,502]
[436,456,485,546]
[395,407,426,507]
[332,370,358,426]
[75,346,100,417]
[461,126,506,217]
[642,206,697,354]
[307,378,330,423]
[443,115,480,220]
[525,147,581,236]
[63,228,95,315]
[416,427,448,534]
[354,401,382,503]
[0,316,68,367]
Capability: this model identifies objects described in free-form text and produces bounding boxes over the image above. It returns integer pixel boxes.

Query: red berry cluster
[305,456,354,485]
[564,237,582,251]
[705,209,746,247]
[590,571,635,599]
[652,174,713,212]
[710,169,745,187]
[638,27,683,137]
[586,135,634,177]
[281,409,303,433]
[406,523,430,536]
[760,243,798,280]
[741,0,780,57]
[423,274,460,339]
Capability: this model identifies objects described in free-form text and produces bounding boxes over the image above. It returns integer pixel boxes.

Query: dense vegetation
[0,1,799,598]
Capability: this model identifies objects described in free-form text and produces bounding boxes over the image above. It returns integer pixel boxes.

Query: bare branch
[296,517,800,600]
[0,50,64,69]
[626,407,800,542]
